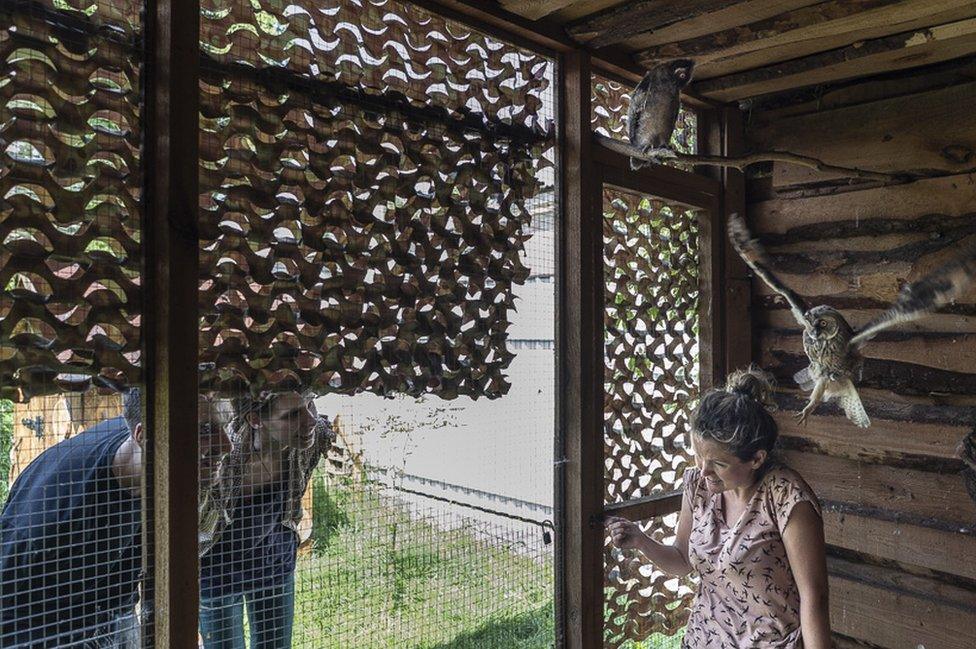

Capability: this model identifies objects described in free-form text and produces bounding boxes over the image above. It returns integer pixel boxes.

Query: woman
[607,368,831,648]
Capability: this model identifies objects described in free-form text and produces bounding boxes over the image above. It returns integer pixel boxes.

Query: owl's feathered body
[727,213,976,428]
[627,60,694,170]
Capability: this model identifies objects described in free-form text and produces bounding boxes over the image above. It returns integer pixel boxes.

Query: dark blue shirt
[199,471,297,598]
[0,418,140,648]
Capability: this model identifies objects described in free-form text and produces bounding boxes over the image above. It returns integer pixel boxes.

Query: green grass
[292,474,554,648]
[0,400,12,508]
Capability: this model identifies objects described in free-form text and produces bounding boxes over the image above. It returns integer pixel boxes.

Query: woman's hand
[606,516,647,551]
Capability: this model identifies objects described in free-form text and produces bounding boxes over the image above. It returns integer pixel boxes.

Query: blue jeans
[199,572,295,649]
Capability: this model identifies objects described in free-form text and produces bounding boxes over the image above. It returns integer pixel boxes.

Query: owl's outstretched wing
[850,247,976,349]
[727,213,809,329]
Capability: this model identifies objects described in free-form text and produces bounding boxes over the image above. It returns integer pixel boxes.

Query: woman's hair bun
[725,365,777,410]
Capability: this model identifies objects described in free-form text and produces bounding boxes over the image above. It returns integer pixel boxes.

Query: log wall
[745,70,976,648]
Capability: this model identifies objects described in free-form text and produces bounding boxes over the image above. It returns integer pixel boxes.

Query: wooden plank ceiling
[496,0,976,102]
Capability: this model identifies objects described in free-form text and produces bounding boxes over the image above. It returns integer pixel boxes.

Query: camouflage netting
[0,0,143,401]
[0,0,554,400]
[601,187,699,645]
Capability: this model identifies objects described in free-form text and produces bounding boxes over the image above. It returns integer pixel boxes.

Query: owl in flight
[728,213,976,428]
[627,59,694,170]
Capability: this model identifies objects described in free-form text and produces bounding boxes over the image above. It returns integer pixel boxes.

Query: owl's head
[806,305,851,340]
[669,59,695,87]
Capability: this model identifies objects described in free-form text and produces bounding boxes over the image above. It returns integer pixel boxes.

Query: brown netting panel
[602,187,698,646]
[591,74,696,155]
[0,1,143,401]
[196,0,554,398]
[199,0,551,134]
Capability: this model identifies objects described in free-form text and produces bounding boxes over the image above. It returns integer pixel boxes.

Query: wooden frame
[142,0,201,644]
[559,52,734,645]
[137,1,745,646]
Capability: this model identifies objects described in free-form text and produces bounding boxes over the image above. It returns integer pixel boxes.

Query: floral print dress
[681,465,821,648]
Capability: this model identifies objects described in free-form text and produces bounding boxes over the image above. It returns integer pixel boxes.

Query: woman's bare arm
[782,502,832,649]
[606,492,694,577]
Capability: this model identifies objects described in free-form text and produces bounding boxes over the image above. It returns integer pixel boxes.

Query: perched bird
[727,212,976,428]
[627,59,694,170]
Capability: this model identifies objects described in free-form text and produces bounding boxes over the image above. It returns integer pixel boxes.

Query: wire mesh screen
[602,188,700,648]
[195,0,555,646]
[0,0,150,644]
[591,74,696,156]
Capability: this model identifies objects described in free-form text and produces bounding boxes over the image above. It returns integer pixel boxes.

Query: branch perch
[594,134,908,184]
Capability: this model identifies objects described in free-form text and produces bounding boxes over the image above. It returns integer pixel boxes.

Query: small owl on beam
[627,59,694,170]
[728,212,976,428]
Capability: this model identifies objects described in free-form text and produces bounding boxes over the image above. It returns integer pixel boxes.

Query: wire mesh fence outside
[1,0,151,643]
[601,187,700,648]
[3,0,559,645]
[300,182,557,648]
[195,0,556,647]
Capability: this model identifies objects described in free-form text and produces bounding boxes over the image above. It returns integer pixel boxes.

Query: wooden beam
[413,0,649,84]
[636,0,970,63]
[691,1,976,81]
[824,508,976,581]
[828,557,976,649]
[783,450,976,530]
[720,106,751,375]
[566,0,746,48]
[695,16,976,101]
[143,0,200,644]
[775,411,970,465]
[749,53,976,123]
[603,491,682,520]
[499,0,588,21]
[624,0,820,51]
[592,135,722,206]
[750,173,976,235]
[748,85,976,189]
[558,49,604,649]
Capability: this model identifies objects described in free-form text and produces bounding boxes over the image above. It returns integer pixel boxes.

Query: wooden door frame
[557,50,744,646]
[142,0,201,644]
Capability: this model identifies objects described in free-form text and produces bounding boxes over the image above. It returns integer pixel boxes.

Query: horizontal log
[775,410,968,464]
[746,238,976,304]
[758,211,976,248]
[497,0,581,21]
[764,347,976,397]
[750,173,976,235]
[623,0,819,50]
[603,491,682,521]
[760,328,976,375]
[695,16,976,102]
[751,54,976,124]
[824,508,976,580]
[758,306,976,335]
[831,635,874,649]
[775,385,976,420]
[783,449,976,528]
[566,0,742,47]
[747,82,976,188]
[828,557,976,649]
[638,0,943,62]
[684,1,976,81]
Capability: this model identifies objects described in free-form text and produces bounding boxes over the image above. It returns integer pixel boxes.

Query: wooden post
[557,49,604,649]
[695,108,725,391]
[720,106,752,375]
[142,0,200,643]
